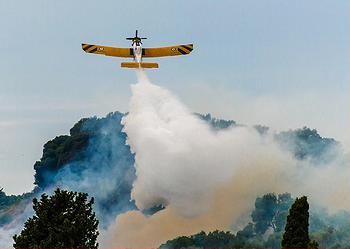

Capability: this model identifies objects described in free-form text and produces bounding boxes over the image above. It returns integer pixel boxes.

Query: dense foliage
[282,196,310,248]
[0,189,32,226]
[161,193,295,248]
[275,127,339,162]
[160,230,262,248]
[33,134,89,189]
[196,113,236,130]
[13,188,99,248]
[32,112,136,226]
[0,188,23,210]
[161,193,350,248]
[252,193,294,234]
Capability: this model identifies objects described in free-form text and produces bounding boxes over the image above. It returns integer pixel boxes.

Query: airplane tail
[121,62,158,69]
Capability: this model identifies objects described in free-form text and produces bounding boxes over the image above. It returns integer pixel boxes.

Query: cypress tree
[282,196,310,248]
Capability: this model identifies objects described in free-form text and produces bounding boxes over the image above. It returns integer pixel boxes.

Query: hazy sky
[0,0,349,194]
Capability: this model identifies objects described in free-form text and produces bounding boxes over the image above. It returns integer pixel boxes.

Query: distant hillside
[275,127,339,163]
[195,113,236,130]
[0,111,341,230]
[33,112,136,227]
[0,190,31,227]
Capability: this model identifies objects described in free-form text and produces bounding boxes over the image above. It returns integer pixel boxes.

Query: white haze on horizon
[102,71,350,248]
[170,81,350,148]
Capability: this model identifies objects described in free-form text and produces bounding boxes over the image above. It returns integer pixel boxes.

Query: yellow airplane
[82,30,193,69]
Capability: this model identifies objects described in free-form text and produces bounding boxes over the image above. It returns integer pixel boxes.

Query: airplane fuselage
[133,43,142,63]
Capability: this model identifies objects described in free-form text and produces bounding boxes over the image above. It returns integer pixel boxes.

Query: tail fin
[121,62,158,69]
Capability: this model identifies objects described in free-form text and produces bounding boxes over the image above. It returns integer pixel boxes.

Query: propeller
[126,30,147,45]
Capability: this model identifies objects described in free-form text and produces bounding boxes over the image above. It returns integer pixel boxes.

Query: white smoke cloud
[104,70,349,247]
[122,71,290,217]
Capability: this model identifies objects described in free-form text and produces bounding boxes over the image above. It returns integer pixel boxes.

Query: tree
[251,193,277,234]
[160,230,235,248]
[275,193,294,232]
[13,188,99,248]
[0,187,23,209]
[275,127,338,162]
[282,196,310,248]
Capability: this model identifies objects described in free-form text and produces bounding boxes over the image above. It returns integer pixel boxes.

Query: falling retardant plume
[122,71,300,216]
[102,70,349,248]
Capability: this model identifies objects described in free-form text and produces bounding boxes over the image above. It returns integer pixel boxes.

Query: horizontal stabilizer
[121,62,159,69]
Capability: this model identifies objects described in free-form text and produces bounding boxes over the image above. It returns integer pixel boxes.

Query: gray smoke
[104,70,349,247]
[1,70,348,247]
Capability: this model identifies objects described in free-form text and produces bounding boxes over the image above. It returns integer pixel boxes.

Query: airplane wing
[82,43,133,58]
[142,44,193,57]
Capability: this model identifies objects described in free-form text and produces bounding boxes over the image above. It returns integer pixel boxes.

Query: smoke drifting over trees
[104,72,349,247]
[0,71,348,247]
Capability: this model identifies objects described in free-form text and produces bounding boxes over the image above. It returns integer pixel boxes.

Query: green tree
[161,235,195,248]
[282,196,310,248]
[275,193,294,232]
[251,193,277,234]
[0,187,23,209]
[13,188,99,248]
[160,230,235,248]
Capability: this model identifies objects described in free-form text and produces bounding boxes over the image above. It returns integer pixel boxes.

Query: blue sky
[0,0,349,194]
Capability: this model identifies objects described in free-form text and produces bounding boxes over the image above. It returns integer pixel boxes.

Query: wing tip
[179,44,194,54]
[81,43,88,52]
[82,43,97,53]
